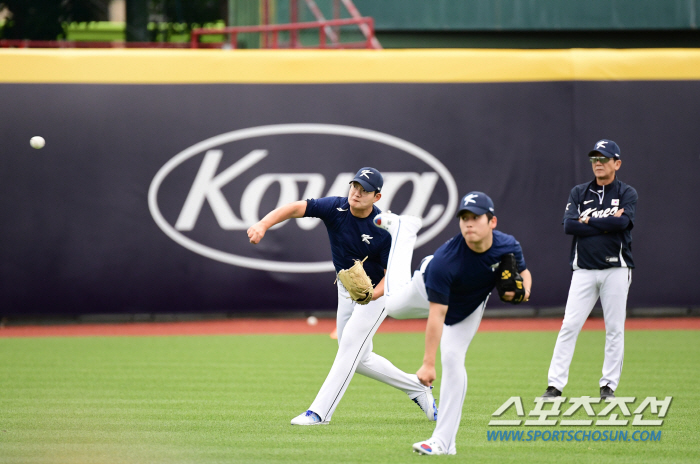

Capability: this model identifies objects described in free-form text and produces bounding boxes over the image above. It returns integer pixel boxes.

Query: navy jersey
[563,177,637,270]
[423,230,526,325]
[304,196,391,286]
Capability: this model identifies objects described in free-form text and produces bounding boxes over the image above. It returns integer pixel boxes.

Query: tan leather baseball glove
[337,257,374,305]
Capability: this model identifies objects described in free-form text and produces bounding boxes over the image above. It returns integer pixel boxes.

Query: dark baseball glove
[495,253,526,304]
[337,257,374,305]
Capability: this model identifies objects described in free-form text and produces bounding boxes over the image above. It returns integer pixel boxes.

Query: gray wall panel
[0,81,696,316]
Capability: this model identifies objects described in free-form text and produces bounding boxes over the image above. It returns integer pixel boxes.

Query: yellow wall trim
[2,48,700,84]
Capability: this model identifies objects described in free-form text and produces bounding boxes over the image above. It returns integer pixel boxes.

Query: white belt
[419,255,434,277]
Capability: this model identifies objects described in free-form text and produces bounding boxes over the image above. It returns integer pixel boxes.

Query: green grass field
[1,330,698,463]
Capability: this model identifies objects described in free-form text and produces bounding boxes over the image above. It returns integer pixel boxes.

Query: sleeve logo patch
[611,199,620,206]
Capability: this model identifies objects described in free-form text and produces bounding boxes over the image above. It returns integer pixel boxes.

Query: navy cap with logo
[588,139,621,159]
[350,167,383,193]
[455,191,495,217]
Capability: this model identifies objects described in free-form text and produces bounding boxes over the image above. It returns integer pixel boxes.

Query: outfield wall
[0,49,698,317]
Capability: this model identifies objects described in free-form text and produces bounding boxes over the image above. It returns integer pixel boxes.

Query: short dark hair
[458,211,494,221]
[351,181,379,196]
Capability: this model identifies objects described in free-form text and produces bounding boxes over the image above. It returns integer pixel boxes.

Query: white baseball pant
[431,300,486,455]
[547,267,632,391]
[308,281,430,422]
[383,216,430,320]
[382,215,487,454]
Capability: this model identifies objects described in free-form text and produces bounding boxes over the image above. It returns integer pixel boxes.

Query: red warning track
[0,317,698,338]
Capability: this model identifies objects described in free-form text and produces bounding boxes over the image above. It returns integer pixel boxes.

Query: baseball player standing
[247,167,437,426]
[543,139,637,399]
[374,191,532,455]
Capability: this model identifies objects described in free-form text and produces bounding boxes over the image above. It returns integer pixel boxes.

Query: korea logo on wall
[149,124,458,272]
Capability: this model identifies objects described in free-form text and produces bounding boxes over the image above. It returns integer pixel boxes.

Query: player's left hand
[337,258,374,305]
[495,254,526,304]
[502,290,529,302]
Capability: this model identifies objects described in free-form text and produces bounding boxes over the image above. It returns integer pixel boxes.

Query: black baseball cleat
[600,385,615,399]
[542,386,562,398]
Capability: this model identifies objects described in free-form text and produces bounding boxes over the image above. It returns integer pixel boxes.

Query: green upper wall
[347,0,700,31]
[62,1,700,48]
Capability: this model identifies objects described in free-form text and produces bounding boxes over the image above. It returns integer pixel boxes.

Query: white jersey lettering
[581,206,619,219]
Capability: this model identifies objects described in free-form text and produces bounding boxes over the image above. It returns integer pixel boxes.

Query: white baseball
[307,316,318,326]
[30,136,45,149]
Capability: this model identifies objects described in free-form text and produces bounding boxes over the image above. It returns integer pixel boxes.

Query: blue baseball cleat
[290,410,328,425]
[411,386,438,421]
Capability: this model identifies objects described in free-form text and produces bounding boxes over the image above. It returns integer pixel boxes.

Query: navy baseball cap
[588,139,621,159]
[456,191,495,217]
[350,167,383,193]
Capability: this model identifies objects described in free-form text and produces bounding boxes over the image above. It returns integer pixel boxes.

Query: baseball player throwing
[374,191,532,455]
[543,139,637,399]
[247,167,437,426]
